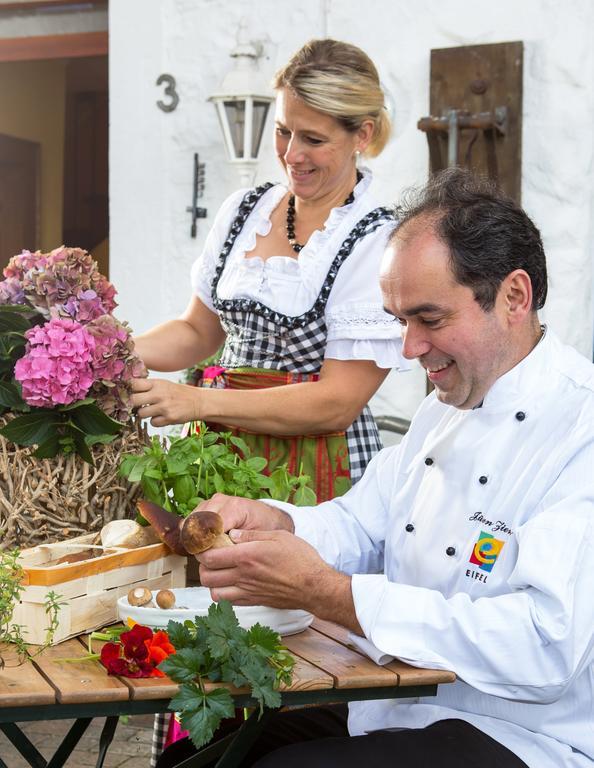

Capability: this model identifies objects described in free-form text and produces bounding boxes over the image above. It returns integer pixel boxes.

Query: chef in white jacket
[196,168,594,768]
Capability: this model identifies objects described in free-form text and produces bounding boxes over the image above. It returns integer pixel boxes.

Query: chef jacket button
[479,475,488,485]
[424,457,434,466]
[405,523,415,533]
[515,411,526,421]
[446,546,456,556]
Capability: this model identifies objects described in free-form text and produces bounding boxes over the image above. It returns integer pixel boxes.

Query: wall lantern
[208,23,274,188]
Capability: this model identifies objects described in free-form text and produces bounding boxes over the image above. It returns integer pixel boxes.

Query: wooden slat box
[12,534,187,645]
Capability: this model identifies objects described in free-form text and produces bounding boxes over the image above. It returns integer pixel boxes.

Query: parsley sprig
[159,600,295,749]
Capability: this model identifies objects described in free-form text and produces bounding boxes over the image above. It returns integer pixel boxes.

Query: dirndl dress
[188,183,395,495]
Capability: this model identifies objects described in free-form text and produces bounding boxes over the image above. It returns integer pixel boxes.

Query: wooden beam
[0,1,106,9]
[0,30,107,62]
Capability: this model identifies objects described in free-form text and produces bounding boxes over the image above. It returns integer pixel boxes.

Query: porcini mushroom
[136,500,187,555]
[180,509,234,554]
[100,519,160,549]
[127,586,153,607]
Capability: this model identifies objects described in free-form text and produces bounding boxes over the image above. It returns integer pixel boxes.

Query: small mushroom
[127,586,153,607]
[156,589,176,609]
[180,509,234,554]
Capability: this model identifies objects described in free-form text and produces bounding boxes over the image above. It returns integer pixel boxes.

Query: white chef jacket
[276,327,594,768]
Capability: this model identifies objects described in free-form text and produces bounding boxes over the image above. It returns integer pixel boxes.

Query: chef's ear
[501,269,533,324]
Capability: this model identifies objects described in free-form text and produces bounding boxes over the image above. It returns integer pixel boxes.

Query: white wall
[109,0,594,423]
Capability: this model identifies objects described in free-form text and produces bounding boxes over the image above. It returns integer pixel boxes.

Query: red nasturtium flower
[99,624,175,679]
[146,630,176,677]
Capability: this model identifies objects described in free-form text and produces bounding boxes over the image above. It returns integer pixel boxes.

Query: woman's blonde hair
[273,39,391,158]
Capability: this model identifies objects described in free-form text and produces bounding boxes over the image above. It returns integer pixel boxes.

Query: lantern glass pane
[251,101,270,158]
[224,99,246,158]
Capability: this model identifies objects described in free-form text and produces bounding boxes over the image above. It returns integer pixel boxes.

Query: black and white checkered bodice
[212,184,394,374]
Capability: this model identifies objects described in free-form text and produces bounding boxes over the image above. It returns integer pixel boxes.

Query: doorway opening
[0,30,108,277]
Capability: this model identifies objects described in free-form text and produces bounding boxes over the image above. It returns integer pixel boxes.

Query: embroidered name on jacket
[468,530,505,576]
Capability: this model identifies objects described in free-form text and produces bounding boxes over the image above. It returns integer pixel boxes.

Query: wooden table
[0,618,455,768]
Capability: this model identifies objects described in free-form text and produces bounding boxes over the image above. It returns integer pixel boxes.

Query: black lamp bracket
[186,153,207,238]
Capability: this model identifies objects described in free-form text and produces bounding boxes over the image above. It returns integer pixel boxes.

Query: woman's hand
[130,377,203,427]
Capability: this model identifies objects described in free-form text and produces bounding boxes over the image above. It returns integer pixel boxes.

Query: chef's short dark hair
[392,168,547,311]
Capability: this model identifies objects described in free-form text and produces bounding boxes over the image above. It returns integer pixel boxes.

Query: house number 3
[156,74,179,112]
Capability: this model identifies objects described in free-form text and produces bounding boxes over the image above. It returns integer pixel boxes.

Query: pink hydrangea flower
[14,318,95,407]
[86,315,147,421]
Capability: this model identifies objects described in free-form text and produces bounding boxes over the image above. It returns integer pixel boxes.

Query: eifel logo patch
[469,530,505,573]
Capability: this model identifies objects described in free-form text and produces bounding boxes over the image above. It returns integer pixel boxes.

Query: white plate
[117,587,313,636]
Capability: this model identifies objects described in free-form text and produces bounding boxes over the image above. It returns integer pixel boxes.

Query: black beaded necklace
[286,170,363,254]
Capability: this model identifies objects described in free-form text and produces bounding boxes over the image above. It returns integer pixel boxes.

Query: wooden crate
[12,534,187,645]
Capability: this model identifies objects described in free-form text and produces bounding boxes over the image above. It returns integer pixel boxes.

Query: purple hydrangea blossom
[2,249,47,281]
[19,246,118,320]
[0,277,26,305]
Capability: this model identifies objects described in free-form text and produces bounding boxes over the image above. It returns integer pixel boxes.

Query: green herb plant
[119,425,317,519]
[159,600,295,749]
[0,548,64,667]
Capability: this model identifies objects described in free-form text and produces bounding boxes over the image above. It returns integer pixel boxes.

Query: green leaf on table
[169,682,204,714]
[0,410,60,446]
[159,647,207,682]
[204,687,235,719]
[204,601,240,660]
[165,620,194,649]
[246,624,282,658]
[179,705,219,750]
[239,655,279,711]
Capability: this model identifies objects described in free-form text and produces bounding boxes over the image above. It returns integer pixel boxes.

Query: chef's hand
[130,377,202,426]
[198,528,332,612]
[196,493,295,535]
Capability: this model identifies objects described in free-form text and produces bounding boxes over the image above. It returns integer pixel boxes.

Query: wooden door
[62,89,108,255]
[0,133,40,270]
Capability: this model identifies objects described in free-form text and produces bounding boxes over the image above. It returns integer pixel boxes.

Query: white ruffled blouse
[190,170,408,371]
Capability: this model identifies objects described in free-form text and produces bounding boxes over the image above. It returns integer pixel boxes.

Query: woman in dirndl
[132,38,408,501]
[131,38,408,767]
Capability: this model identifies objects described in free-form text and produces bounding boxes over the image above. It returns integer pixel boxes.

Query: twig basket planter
[12,534,187,645]
[0,421,149,551]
